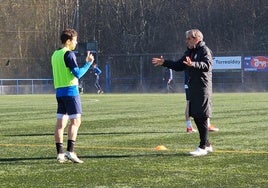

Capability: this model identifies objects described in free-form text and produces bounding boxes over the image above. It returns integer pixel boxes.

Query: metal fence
[82,54,268,93]
[0,79,54,95]
[1,54,268,95]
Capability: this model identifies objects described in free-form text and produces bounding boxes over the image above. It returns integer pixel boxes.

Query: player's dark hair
[60,29,78,44]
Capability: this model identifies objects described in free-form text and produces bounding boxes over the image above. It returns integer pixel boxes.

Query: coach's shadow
[83,152,188,159]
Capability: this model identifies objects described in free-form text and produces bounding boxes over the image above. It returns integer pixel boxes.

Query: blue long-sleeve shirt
[93,66,102,76]
[56,51,92,97]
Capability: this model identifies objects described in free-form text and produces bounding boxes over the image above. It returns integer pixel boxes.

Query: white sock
[186,120,192,128]
[207,118,211,126]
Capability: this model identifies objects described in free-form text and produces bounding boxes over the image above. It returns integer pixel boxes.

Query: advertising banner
[213,56,241,70]
[244,56,268,72]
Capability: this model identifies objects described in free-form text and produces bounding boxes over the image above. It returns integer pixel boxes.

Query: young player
[51,29,94,163]
[92,63,104,94]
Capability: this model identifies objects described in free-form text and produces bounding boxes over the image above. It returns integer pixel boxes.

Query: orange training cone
[154,145,168,151]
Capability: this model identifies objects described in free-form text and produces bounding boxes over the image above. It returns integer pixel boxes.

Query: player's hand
[86,51,95,63]
[152,56,164,66]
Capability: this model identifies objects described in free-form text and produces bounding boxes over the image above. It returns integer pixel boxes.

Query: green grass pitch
[0,93,267,187]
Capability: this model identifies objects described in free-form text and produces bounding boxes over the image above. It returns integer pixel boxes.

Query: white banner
[213,56,241,70]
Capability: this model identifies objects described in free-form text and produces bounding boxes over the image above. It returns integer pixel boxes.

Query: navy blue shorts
[56,96,82,116]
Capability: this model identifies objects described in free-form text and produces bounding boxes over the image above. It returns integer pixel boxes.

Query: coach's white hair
[186,29,203,41]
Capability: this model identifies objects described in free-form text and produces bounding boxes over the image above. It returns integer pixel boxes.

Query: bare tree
[0,0,267,78]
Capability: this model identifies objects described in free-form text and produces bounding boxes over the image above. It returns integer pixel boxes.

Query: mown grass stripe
[1,143,267,154]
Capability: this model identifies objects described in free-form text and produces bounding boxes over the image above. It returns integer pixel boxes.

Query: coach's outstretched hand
[152,56,164,66]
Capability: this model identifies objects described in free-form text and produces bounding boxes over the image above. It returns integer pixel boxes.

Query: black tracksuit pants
[194,117,210,148]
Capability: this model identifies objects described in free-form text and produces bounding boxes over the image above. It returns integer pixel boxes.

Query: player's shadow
[0,152,188,164]
[0,156,55,163]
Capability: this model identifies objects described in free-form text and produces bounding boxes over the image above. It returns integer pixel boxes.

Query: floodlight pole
[76,0,79,34]
[72,0,79,33]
